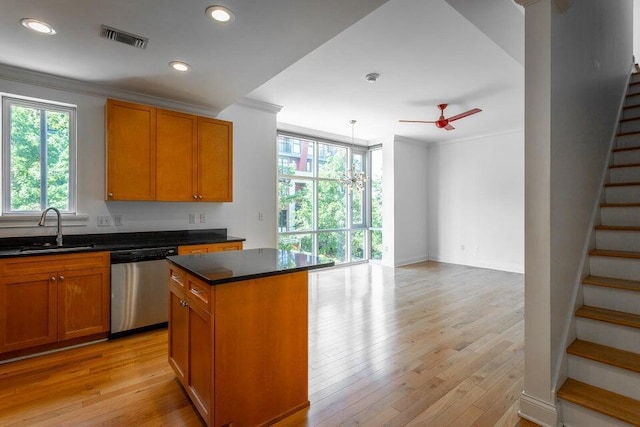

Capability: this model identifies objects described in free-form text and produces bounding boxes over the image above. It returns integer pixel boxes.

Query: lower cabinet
[0,252,110,355]
[168,265,215,425]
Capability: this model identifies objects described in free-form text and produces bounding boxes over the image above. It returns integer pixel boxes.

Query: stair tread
[583,275,640,292]
[619,117,640,123]
[558,378,640,425]
[610,162,640,169]
[623,103,640,110]
[605,182,640,187]
[617,130,640,136]
[595,225,640,231]
[613,145,640,152]
[568,339,640,373]
[576,306,640,329]
[601,202,640,207]
[590,248,640,259]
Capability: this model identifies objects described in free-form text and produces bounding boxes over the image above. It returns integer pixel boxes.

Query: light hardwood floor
[0,261,525,426]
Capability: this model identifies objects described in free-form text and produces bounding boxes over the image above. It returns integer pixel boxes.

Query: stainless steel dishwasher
[110,246,177,337]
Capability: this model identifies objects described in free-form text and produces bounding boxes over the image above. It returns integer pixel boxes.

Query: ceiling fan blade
[447,108,482,122]
[445,124,455,131]
[399,120,436,123]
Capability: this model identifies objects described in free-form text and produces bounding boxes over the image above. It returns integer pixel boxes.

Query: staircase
[557,73,640,427]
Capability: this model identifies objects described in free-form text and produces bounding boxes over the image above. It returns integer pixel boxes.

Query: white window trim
[1,93,78,216]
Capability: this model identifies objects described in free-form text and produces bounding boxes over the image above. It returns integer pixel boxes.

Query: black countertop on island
[167,248,334,285]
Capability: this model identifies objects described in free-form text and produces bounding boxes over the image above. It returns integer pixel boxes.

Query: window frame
[1,94,77,216]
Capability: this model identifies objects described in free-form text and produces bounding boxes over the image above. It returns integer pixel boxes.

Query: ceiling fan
[399,103,482,131]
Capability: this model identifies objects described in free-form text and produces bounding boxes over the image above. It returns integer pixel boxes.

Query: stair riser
[624,94,640,106]
[601,206,640,227]
[583,284,640,315]
[631,74,640,84]
[604,185,640,203]
[576,317,640,353]
[613,149,640,164]
[568,355,640,400]
[595,230,640,254]
[560,401,631,427]
[622,106,640,120]
[609,166,640,183]
[628,83,640,95]
[589,255,640,281]
[615,132,640,148]
[619,118,640,134]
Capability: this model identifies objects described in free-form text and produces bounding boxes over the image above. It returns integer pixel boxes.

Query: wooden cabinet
[105,99,157,201]
[0,252,110,355]
[168,265,215,425]
[177,241,243,255]
[167,263,309,427]
[105,99,233,202]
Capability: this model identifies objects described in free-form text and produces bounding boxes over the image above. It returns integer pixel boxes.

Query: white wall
[383,136,429,267]
[0,76,278,249]
[520,0,632,424]
[428,130,524,273]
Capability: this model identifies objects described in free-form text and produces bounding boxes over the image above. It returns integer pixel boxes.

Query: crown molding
[235,97,283,114]
[0,63,221,117]
[514,0,574,13]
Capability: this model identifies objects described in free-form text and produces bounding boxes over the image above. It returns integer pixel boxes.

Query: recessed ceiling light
[169,61,191,72]
[21,18,56,35]
[365,73,380,83]
[206,5,235,23]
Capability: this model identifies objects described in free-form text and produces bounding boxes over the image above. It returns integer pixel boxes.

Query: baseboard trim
[519,392,560,427]
[394,255,429,267]
[428,254,524,273]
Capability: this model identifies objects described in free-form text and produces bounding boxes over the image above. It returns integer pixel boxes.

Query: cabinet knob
[50,276,56,282]
[193,195,198,199]
[198,195,203,199]
[180,300,189,307]
[59,275,65,281]
[108,193,114,197]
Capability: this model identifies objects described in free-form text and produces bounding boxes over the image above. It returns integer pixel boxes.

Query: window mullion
[40,108,48,209]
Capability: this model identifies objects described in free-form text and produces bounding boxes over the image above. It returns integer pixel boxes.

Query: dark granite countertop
[0,229,245,258]
[167,248,334,285]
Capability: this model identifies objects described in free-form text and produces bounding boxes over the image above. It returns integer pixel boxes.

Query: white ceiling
[0,0,524,144]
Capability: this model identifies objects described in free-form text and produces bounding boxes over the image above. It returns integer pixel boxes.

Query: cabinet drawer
[169,265,186,288]
[178,244,209,255]
[186,276,212,313]
[0,252,110,277]
[208,242,242,252]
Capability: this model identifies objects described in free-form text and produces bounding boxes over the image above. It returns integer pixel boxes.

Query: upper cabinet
[105,99,233,202]
[105,99,157,201]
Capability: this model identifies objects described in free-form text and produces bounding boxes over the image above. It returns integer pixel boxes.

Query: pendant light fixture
[339,120,367,192]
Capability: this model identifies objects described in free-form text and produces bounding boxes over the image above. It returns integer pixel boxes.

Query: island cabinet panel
[0,253,110,357]
[197,117,233,202]
[177,241,242,255]
[214,271,309,427]
[168,263,309,427]
[156,109,198,201]
[105,99,156,201]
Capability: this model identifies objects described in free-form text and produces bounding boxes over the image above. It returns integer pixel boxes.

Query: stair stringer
[551,70,631,405]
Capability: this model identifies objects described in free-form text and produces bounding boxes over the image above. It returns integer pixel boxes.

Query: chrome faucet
[38,207,63,246]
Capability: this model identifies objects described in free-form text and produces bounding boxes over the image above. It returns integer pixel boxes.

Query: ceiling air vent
[100,25,148,49]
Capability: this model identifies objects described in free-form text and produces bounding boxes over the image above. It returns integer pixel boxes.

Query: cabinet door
[106,99,156,201]
[156,109,198,201]
[57,267,110,341]
[0,273,57,353]
[197,117,233,202]
[187,299,215,426]
[168,288,189,386]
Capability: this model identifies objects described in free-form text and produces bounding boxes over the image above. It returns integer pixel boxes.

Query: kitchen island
[166,248,333,427]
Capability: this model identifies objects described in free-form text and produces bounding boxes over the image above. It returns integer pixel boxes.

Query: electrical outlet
[188,213,196,224]
[114,214,123,226]
[97,216,111,227]
[199,213,206,223]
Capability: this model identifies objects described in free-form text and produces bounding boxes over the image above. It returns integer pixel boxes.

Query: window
[1,95,76,214]
[277,133,379,264]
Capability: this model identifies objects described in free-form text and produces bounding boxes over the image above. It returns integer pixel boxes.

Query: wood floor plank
[0,261,525,427]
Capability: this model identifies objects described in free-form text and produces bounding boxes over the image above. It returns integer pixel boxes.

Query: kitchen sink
[19,243,96,253]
